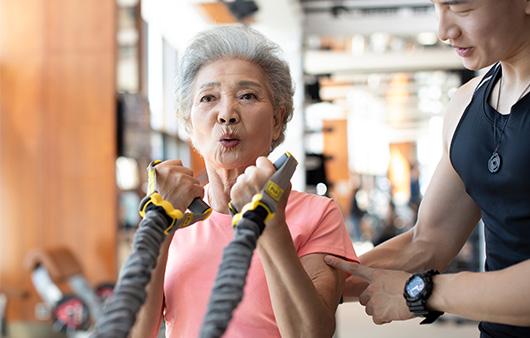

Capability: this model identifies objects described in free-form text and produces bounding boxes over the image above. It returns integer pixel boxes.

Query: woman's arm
[129,159,204,337]
[231,156,346,338]
[258,225,345,338]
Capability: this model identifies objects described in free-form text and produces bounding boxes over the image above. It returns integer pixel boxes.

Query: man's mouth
[454,46,472,57]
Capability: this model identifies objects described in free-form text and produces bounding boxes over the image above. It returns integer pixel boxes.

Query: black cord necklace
[488,77,530,173]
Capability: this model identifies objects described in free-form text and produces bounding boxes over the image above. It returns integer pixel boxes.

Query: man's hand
[324,256,414,324]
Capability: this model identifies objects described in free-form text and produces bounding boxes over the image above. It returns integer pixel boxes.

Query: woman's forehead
[194,59,268,89]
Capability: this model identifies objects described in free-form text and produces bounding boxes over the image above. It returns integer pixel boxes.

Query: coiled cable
[200,153,297,338]
[92,153,296,338]
[92,208,169,338]
[199,209,267,338]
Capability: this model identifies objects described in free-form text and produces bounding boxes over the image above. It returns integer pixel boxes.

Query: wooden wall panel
[0,0,117,321]
[198,2,238,24]
[323,119,350,214]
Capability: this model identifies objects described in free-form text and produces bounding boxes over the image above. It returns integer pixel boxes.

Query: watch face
[405,275,425,297]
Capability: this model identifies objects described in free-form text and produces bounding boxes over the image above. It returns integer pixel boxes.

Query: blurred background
[0,0,484,336]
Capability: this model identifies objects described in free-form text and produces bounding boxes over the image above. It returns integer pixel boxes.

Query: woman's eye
[200,95,214,103]
[241,93,256,100]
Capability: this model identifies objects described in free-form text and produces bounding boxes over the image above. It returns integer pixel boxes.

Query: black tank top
[450,63,530,337]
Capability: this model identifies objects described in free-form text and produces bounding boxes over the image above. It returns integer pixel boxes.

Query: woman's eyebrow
[198,82,220,90]
[238,80,264,90]
[198,81,263,90]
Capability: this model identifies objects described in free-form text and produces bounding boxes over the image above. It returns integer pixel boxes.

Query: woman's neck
[205,164,245,214]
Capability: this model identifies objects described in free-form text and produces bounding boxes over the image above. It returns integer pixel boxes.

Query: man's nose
[436,9,460,44]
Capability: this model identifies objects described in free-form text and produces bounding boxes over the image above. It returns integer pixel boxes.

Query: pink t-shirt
[163,188,358,338]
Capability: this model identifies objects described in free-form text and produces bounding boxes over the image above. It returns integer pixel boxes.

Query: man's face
[431,0,529,70]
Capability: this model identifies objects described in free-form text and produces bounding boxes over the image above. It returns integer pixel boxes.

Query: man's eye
[450,5,471,14]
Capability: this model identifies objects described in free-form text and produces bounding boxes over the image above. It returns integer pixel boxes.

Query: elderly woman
[131,25,358,338]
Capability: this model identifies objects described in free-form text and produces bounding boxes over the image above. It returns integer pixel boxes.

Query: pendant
[488,152,501,173]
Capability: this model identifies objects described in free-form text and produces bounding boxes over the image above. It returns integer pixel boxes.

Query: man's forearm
[429,259,530,326]
[360,230,439,272]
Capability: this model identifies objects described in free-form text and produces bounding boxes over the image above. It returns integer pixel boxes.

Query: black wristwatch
[403,269,444,324]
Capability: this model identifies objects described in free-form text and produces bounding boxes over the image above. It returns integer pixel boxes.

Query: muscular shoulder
[441,74,485,150]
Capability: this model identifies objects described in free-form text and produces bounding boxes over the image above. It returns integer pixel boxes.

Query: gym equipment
[52,295,90,332]
[0,287,29,338]
[93,152,296,338]
[25,247,114,337]
[200,153,297,338]
[93,160,213,338]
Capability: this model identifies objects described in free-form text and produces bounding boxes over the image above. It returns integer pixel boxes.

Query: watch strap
[404,269,444,325]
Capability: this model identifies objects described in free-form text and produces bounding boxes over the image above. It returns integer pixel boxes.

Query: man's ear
[272,107,286,140]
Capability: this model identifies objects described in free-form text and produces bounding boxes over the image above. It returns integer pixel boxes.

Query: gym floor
[335,301,480,338]
[5,305,479,338]
[4,292,479,338]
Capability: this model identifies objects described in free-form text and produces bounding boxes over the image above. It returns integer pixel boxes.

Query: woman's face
[190,58,284,170]
[433,0,529,70]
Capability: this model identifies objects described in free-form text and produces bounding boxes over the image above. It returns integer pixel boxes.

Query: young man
[325,1,530,337]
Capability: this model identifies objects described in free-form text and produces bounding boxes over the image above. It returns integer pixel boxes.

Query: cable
[200,154,297,338]
[200,210,267,338]
[92,208,170,338]
[93,159,211,338]
[93,153,296,338]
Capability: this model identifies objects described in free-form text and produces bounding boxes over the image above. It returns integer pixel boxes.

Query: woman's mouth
[219,134,240,149]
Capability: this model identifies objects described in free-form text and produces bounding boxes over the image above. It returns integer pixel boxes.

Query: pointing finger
[324,256,375,283]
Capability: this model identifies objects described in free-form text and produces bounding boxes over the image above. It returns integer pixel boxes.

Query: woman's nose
[219,116,238,124]
[217,99,240,124]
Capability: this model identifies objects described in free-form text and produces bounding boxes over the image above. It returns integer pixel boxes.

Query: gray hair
[175,25,294,151]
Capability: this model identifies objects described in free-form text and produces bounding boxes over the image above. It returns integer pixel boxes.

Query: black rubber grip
[273,153,288,170]
[188,197,210,214]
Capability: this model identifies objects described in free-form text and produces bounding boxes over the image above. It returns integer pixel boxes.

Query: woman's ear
[272,107,286,140]
[187,117,199,150]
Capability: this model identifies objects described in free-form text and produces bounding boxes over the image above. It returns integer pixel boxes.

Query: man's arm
[339,79,483,301]
[326,258,530,326]
[338,150,481,302]
[361,149,481,272]
[430,258,530,326]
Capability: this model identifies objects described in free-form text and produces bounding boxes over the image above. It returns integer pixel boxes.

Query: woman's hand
[231,156,291,233]
[153,159,204,213]
[230,156,276,211]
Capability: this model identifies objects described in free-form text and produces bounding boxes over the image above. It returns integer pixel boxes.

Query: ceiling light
[416,32,438,46]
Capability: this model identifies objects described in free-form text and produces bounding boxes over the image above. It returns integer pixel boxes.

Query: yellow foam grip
[146,160,162,195]
[231,193,274,226]
[139,193,184,233]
